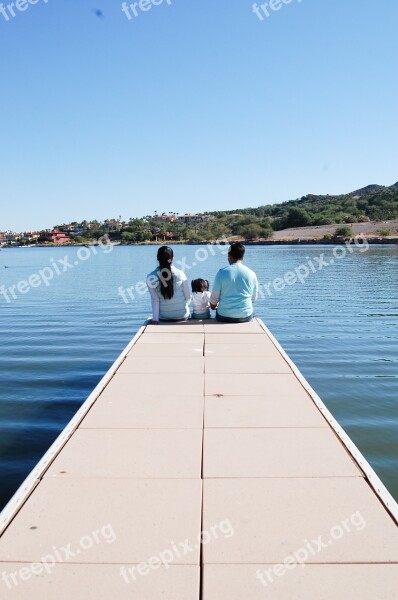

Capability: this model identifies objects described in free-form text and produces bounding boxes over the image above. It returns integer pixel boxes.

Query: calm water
[0,243,397,509]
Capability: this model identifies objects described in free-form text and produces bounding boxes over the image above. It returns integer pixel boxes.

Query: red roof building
[41,230,71,244]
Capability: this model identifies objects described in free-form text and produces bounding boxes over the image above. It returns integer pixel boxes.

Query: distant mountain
[349,184,384,197]
[209,180,398,229]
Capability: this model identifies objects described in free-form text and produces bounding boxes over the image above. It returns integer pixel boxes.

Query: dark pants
[215,311,254,323]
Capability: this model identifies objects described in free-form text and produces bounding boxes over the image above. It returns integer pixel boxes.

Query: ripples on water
[0,244,397,508]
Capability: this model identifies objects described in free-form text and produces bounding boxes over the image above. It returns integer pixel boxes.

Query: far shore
[2,237,397,249]
[2,219,397,248]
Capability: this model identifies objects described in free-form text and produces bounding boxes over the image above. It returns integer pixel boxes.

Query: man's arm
[210,292,220,310]
[210,271,221,310]
[252,275,259,302]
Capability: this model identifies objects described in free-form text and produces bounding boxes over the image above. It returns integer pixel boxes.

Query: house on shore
[40,230,71,244]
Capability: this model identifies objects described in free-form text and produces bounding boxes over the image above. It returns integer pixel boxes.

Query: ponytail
[157,246,174,300]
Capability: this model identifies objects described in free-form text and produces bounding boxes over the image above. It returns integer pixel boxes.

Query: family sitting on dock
[146,242,259,324]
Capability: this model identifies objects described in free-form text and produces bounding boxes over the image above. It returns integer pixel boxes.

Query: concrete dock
[0,318,397,598]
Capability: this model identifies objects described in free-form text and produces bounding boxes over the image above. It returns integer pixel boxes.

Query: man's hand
[210,303,218,310]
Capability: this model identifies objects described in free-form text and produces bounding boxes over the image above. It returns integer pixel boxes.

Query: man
[210,242,258,323]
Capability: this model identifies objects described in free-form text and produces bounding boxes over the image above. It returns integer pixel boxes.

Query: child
[191,278,211,320]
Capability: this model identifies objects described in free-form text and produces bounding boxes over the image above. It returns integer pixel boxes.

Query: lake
[0,243,397,509]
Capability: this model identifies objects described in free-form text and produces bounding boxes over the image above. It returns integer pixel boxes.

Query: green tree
[285,207,311,228]
[334,225,354,238]
[240,224,272,240]
[121,232,135,242]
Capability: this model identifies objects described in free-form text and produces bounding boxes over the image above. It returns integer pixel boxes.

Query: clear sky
[1,0,397,231]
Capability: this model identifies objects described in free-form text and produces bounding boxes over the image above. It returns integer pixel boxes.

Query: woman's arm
[182,277,191,302]
[146,276,160,322]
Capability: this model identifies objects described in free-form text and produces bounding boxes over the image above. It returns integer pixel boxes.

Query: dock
[1,318,397,598]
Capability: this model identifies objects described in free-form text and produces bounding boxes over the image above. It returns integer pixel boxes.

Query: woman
[146,246,191,324]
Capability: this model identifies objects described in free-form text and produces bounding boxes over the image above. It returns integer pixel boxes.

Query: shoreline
[1,237,397,248]
[243,237,398,246]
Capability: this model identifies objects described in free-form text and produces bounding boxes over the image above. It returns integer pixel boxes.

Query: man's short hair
[228,242,245,261]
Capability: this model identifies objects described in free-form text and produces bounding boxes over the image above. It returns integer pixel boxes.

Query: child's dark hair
[191,278,209,293]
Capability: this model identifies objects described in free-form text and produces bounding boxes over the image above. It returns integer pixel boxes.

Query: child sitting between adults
[191,278,211,320]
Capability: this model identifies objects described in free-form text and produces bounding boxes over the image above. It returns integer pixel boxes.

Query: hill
[207,181,398,236]
[349,184,384,197]
[10,180,397,246]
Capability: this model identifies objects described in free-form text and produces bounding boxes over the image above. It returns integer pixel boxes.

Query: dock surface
[1,318,397,598]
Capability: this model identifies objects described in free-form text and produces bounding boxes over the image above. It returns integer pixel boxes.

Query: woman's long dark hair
[157,246,174,299]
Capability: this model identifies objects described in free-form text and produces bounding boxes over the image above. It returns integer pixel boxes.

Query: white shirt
[191,291,211,314]
[146,265,191,321]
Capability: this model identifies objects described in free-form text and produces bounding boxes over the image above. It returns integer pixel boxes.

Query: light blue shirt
[210,262,258,319]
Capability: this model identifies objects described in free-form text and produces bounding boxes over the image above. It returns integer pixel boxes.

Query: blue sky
[1,0,397,231]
